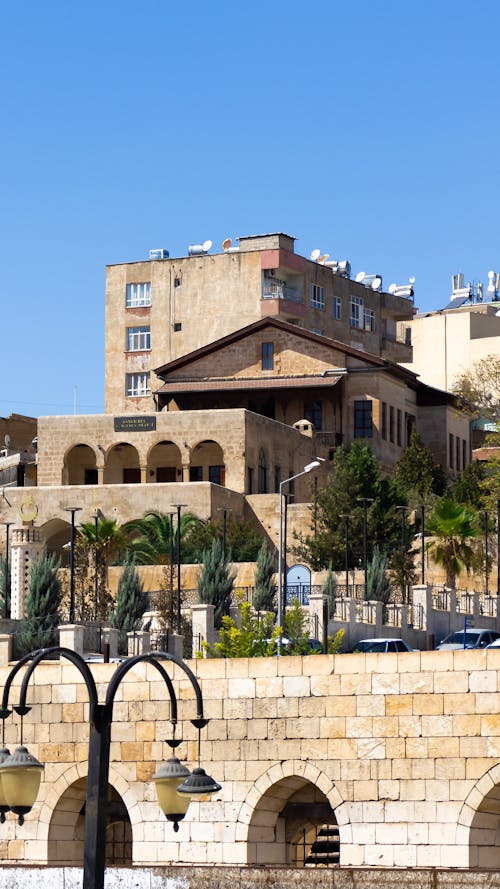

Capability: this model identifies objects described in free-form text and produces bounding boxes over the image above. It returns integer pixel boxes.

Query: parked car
[486,637,500,649]
[353,638,414,653]
[436,629,500,650]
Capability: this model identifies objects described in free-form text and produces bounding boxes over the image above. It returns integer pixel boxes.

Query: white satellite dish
[4,434,10,448]
[310,249,321,261]
[409,276,416,285]
[488,270,495,279]
[372,277,382,290]
[222,238,232,251]
[202,239,213,253]
[318,254,330,264]
[355,271,365,283]
[388,283,397,294]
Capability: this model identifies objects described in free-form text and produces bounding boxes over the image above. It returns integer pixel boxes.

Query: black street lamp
[217,507,232,562]
[1,523,13,619]
[0,647,220,889]
[420,503,426,585]
[484,510,489,596]
[396,506,408,604]
[357,498,373,598]
[339,514,350,595]
[172,505,187,635]
[64,507,82,623]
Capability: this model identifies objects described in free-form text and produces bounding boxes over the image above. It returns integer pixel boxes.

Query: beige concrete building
[105,232,416,415]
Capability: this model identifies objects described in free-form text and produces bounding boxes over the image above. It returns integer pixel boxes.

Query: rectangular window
[350,296,364,328]
[309,284,325,310]
[126,372,150,397]
[389,406,395,443]
[261,341,274,370]
[333,296,342,320]
[274,465,281,493]
[456,436,460,471]
[304,400,323,430]
[126,282,151,307]
[126,326,151,351]
[190,466,203,481]
[463,438,467,468]
[354,400,373,438]
[397,409,402,447]
[209,465,225,485]
[381,402,387,440]
[364,308,375,332]
[449,433,454,469]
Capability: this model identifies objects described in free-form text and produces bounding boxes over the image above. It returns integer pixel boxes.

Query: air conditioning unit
[149,248,169,260]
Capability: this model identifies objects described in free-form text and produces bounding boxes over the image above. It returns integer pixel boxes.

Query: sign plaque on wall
[114,416,157,432]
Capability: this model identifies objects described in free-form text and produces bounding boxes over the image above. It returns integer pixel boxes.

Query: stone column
[10,525,44,619]
[167,633,184,660]
[127,631,151,656]
[309,592,327,641]
[412,584,433,632]
[0,634,13,666]
[101,627,119,659]
[191,604,216,655]
[182,462,190,483]
[59,624,85,657]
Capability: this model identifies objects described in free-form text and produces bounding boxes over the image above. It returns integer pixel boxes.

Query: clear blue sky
[1,0,499,418]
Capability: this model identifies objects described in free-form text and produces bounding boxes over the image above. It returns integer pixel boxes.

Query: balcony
[262,282,304,304]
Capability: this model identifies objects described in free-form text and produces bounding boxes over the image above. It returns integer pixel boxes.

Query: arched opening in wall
[469,783,500,867]
[257,449,268,493]
[48,778,132,865]
[64,444,98,486]
[247,776,339,866]
[103,443,140,485]
[40,518,73,566]
[148,440,182,483]
[190,440,225,485]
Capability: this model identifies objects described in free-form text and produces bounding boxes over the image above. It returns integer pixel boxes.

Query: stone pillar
[191,604,216,656]
[127,631,151,656]
[101,627,119,659]
[10,525,43,619]
[140,465,148,484]
[412,585,433,632]
[309,593,327,641]
[167,633,183,660]
[59,624,85,657]
[0,635,13,666]
[229,604,241,627]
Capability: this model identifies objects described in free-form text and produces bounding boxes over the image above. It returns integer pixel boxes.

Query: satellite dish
[388,283,397,294]
[488,270,495,280]
[310,249,321,261]
[202,240,213,253]
[355,271,365,283]
[222,238,232,250]
[318,254,330,264]
[409,276,416,285]
[4,434,10,448]
[372,277,382,290]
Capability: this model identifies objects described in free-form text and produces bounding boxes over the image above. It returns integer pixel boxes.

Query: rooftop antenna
[310,249,321,261]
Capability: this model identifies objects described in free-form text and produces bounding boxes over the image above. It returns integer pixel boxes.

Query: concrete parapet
[58,624,85,656]
[0,634,13,665]
[127,631,151,656]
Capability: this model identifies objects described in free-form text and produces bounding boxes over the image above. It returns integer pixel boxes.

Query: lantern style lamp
[153,756,192,832]
[0,746,43,825]
[176,766,221,800]
[0,747,11,822]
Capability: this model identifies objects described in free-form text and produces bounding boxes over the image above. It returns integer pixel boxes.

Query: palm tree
[124,510,203,565]
[425,499,480,589]
[78,517,126,619]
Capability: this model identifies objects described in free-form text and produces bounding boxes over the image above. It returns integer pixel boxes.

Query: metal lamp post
[172,504,187,635]
[484,509,489,596]
[217,507,232,562]
[64,507,82,622]
[0,647,220,889]
[339,514,350,595]
[277,461,322,648]
[1,523,12,619]
[357,497,373,599]
[396,506,408,604]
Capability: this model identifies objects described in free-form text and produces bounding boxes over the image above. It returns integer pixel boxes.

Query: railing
[262,282,304,304]
[315,432,343,449]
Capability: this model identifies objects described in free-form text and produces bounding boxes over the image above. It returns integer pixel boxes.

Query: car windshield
[443,631,480,645]
[356,640,387,652]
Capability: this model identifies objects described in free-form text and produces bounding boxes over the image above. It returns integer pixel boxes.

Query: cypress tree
[197,538,235,628]
[110,559,148,654]
[17,552,61,656]
[0,554,10,619]
[366,545,392,605]
[253,543,277,613]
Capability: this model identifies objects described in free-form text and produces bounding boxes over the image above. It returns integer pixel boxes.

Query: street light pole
[1,523,12,619]
[357,498,373,599]
[64,507,82,623]
[484,510,489,596]
[278,461,322,648]
[396,506,408,604]
[217,507,232,562]
[172,505,187,635]
[420,503,426,585]
[339,514,350,595]
[0,647,220,889]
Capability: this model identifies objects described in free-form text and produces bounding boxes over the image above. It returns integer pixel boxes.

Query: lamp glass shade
[0,748,11,809]
[176,766,221,797]
[153,757,191,820]
[0,746,43,809]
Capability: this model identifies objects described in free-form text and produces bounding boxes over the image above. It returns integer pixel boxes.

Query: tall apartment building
[105,233,416,414]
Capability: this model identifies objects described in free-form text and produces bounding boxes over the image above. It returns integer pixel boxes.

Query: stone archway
[458,763,500,867]
[63,443,98,486]
[189,440,225,485]
[147,440,182,483]
[237,761,344,866]
[103,443,140,484]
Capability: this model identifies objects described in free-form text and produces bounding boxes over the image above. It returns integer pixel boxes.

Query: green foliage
[110,558,148,654]
[200,601,278,658]
[294,443,402,571]
[366,545,392,604]
[393,429,446,503]
[425,498,480,588]
[450,461,486,509]
[197,538,235,628]
[182,515,264,563]
[17,552,61,657]
[252,543,277,612]
[77,517,126,619]
[452,354,500,422]
[322,565,338,612]
[124,511,203,565]
[388,547,417,602]
[0,554,10,618]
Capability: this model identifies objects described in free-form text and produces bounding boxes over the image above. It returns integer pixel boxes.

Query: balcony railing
[262,282,304,304]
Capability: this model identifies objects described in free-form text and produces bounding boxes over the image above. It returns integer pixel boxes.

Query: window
[126,326,151,351]
[389,406,395,443]
[126,372,150,397]
[406,413,416,445]
[350,295,364,328]
[333,296,342,320]
[456,436,460,471]
[274,465,281,493]
[381,402,387,440]
[463,438,467,468]
[397,409,402,447]
[258,449,268,493]
[310,284,325,310]
[449,433,454,469]
[364,308,375,332]
[354,400,373,438]
[190,466,203,481]
[126,282,151,307]
[262,342,274,370]
[209,465,225,485]
[304,400,323,430]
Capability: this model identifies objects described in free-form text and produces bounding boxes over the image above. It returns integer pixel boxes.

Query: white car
[353,638,414,653]
[436,629,500,650]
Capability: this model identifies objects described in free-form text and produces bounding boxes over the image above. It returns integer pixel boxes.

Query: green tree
[322,565,338,612]
[201,601,278,658]
[450,461,487,509]
[197,538,235,628]
[425,498,480,588]
[366,546,392,604]
[388,547,417,603]
[77,517,126,619]
[17,552,61,656]
[182,515,264,563]
[393,429,446,504]
[124,510,203,565]
[0,554,10,618]
[110,558,148,654]
[252,543,277,612]
[452,354,500,423]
